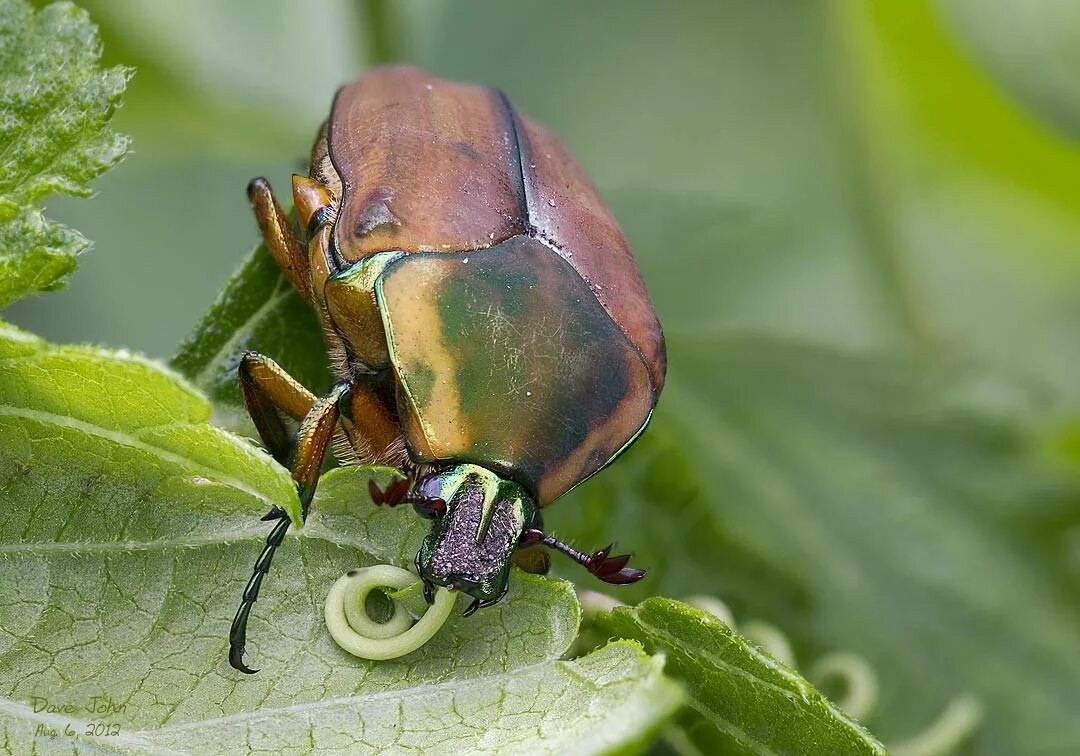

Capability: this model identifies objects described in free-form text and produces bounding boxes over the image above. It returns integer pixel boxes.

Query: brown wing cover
[328,66,528,259]
[327,67,664,394]
[512,114,667,393]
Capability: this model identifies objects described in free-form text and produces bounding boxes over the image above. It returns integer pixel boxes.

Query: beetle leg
[238,351,318,521]
[416,550,437,605]
[229,382,350,674]
[367,476,446,518]
[247,176,312,302]
[368,477,410,506]
[462,587,506,617]
[518,529,646,585]
[290,383,351,516]
[239,352,317,465]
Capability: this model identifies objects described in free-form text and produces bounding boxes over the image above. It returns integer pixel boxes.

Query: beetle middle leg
[229,381,350,674]
[239,351,317,466]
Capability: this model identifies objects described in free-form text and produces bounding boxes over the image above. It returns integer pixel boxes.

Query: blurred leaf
[76,0,364,153]
[172,240,331,431]
[936,0,1080,140]
[593,598,886,755]
[0,0,130,308]
[555,332,1080,754]
[849,0,1080,403]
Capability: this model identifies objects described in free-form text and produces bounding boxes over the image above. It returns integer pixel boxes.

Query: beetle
[229,65,666,673]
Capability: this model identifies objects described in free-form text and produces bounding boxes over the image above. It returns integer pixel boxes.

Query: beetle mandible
[230,66,666,673]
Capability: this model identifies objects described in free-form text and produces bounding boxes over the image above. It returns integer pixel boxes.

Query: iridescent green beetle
[230,65,666,673]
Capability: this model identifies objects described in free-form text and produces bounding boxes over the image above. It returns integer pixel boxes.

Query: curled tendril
[324,565,455,660]
[889,696,984,756]
[808,651,879,721]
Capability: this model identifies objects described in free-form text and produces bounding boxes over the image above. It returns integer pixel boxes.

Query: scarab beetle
[230,66,666,673]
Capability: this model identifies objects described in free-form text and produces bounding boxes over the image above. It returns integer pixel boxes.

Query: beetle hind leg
[229,382,350,674]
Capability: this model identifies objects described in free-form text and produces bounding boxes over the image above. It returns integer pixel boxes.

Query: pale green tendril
[676,594,983,756]
[740,619,796,668]
[325,565,456,660]
[809,651,879,721]
[890,696,984,756]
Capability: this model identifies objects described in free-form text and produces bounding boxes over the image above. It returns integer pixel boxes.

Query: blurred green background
[10,1,1080,753]
[12,0,1080,392]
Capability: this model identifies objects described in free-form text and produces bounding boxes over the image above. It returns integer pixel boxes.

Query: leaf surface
[937,0,1080,139]
[0,323,681,754]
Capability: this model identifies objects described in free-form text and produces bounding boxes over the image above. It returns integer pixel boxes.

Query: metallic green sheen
[376,235,655,504]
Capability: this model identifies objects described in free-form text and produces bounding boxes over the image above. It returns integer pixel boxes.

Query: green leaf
[0,322,682,753]
[0,0,130,308]
[0,320,299,535]
[171,240,331,432]
[593,598,886,755]
[937,0,1080,139]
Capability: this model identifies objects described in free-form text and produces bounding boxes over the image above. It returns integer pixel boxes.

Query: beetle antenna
[519,529,645,585]
[229,516,292,674]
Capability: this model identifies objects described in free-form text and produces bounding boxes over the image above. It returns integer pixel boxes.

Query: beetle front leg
[518,529,645,585]
[239,351,320,521]
[229,382,350,674]
[247,177,312,302]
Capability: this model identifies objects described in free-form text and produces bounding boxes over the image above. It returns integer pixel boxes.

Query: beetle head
[413,464,536,604]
